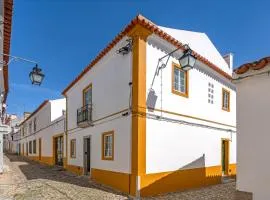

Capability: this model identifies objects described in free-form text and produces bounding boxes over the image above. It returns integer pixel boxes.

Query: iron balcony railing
[77,104,92,125]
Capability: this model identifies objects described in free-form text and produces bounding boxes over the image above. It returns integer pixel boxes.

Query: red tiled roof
[62,14,232,95]
[234,56,270,75]
[19,100,49,126]
[3,0,14,103]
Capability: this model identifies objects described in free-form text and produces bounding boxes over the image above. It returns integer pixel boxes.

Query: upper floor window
[33,118,37,132]
[29,122,32,134]
[172,63,188,98]
[70,139,76,158]
[222,88,230,112]
[102,131,114,160]
[83,84,92,106]
[208,82,214,104]
[33,140,36,154]
[29,141,32,154]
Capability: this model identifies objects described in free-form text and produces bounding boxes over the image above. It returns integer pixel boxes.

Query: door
[18,143,21,155]
[222,139,229,175]
[22,143,24,156]
[26,142,28,156]
[83,137,91,175]
[55,136,63,166]
[39,138,41,160]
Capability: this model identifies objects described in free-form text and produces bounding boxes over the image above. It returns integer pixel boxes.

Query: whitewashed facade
[0,0,13,174]
[234,57,270,200]
[17,99,66,166]
[62,15,236,197]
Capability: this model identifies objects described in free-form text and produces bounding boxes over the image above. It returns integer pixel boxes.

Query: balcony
[77,104,93,128]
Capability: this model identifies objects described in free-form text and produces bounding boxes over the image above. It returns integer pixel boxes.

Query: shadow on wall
[5,153,127,197]
[140,154,224,197]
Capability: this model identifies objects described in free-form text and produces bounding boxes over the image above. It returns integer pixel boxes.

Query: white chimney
[223,53,234,74]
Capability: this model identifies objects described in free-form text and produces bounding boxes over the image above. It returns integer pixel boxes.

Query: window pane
[173,66,186,94]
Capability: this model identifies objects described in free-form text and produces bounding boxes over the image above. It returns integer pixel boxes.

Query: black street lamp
[29,64,45,85]
[178,45,197,71]
[150,44,197,88]
[1,53,45,86]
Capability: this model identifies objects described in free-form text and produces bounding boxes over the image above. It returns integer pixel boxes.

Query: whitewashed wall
[66,37,132,173]
[236,65,270,200]
[145,37,236,173]
[18,99,66,159]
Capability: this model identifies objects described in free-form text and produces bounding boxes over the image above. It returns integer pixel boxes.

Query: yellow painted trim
[222,88,230,112]
[52,133,64,165]
[38,138,42,161]
[101,131,114,161]
[39,156,54,165]
[171,62,189,98]
[152,108,236,128]
[64,95,68,169]
[82,83,92,106]
[128,24,151,196]
[140,164,236,197]
[221,139,230,175]
[91,168,130,194]
[66,164,83,176]
[70,139,76,158]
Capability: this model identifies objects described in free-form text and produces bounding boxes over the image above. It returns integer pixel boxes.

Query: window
[83,84,92,106]
[208,82,214,104]
[172,63,188,97]
[29,122,32,134]
[29,141,32,154]
[102,131,114,160]
[33,140,36,154]
[33,118,37,132]
[222,88,230,111]
[70,139,76,158]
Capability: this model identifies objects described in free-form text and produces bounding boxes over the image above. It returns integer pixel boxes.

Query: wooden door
[39,138,42,160]
[222,139,229,175]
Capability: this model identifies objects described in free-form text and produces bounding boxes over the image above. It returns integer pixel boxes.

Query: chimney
[23,112,31,120]
[223,53,234,73]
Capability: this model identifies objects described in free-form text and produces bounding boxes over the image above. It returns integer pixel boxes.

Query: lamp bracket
[116,39,133,55]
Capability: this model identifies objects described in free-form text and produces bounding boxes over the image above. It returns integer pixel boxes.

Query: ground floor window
[29,141,32,154]
[102,131,114,160]
[70,139,76,158]
[33,140,36,154]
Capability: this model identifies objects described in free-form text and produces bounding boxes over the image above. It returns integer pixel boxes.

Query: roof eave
[62,14,232,95]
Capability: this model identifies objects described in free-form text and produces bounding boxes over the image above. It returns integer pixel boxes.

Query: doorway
[22,143,24,156]
[54,135,64,166]
[83,136,91,175]
[39,138,42,160]
[221,139,229,175]
[26,142,28,156]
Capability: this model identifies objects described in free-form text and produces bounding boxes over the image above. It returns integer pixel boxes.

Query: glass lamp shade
[178,49,197,71]
[29,65,45,85]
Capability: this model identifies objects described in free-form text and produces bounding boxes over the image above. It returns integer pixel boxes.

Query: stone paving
[0,154,252,200]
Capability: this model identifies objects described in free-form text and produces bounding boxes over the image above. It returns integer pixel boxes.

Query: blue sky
[7,0,270,116]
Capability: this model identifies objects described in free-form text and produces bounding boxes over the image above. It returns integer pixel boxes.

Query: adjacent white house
[62,15,236,197]
[17,99,66,166]
[0,0,13,174]
[234,56,270,200]
[3,114,21,153]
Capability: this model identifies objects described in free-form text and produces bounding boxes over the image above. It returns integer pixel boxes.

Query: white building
[234,56,270,200]
[62,14,236,197]
[0,0,13,174]
[17,99,66,166]
[3,114,21,153]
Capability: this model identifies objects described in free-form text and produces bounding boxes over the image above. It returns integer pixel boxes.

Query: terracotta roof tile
[3,0,14,103]
[19,100,49,126]
[62,14,232,95]
[234,56,270,75]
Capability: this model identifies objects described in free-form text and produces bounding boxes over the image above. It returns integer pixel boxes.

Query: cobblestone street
[0,154,252,200]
